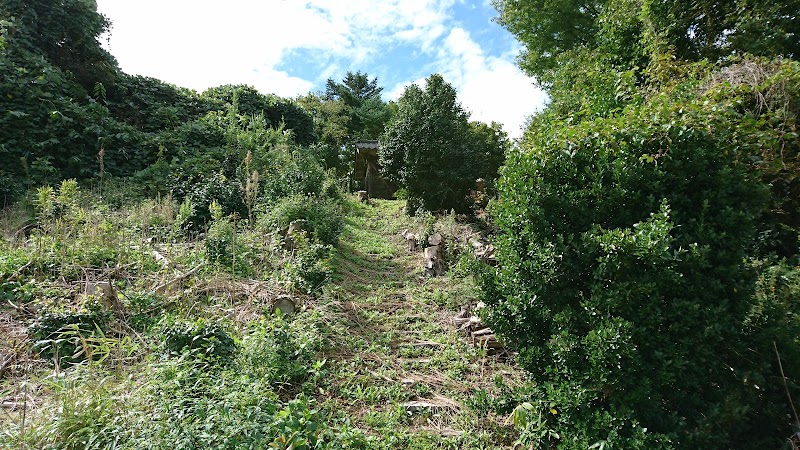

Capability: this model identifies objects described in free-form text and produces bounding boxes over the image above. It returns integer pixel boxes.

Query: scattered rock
[272,295,296,316]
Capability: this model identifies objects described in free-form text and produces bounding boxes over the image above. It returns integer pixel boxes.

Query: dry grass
[702,57,794,115]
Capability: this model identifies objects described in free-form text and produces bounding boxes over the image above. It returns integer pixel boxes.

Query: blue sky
[96,0,547,137]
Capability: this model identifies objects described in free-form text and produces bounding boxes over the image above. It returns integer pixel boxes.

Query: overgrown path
[314,199,524,449]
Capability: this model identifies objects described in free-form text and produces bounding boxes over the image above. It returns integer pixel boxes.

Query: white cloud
[388,27,547,138]
[97,0,454,91]
[96,0,546,137]
[439,28,547,138]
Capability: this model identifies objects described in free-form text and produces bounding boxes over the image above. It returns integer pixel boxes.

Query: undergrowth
[1,187,530,449]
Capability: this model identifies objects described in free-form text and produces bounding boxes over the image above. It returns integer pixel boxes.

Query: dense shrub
[238,315,323,387]
[266,194,343,246]
[202,84,317,145]
[106,74,210,132]
[181,172,246,230]
[282,234,334,295]
[258,146,327,205]
[159,317,237,363]
[482,86,783,447]
[29,300,111,366]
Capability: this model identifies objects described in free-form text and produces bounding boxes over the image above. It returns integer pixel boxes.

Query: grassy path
[314,199,525,449]
[0,197,526,449]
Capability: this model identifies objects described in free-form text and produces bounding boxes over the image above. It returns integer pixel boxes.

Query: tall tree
[324,70,392,140]
[0,0,118,90]
[492,0,604,84]
[379,74,504,213]
[325,70,383,107]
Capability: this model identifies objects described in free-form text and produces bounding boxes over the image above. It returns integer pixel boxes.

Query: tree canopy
[494,0,800,85]
[323,71,392,142]
[0,0,118,90]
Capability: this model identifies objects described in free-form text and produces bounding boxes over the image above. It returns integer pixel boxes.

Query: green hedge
[481,79,793,448]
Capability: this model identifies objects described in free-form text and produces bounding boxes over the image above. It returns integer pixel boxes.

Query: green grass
[312,198,526,448]
[0,194,528,449]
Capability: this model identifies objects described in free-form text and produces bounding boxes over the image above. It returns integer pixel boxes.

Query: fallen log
[451,305,508,355]
[473,334,505,350]
[152,264,203,295]
[471,327,494,338]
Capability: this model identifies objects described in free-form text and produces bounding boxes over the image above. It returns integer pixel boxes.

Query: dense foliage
[0,1,319,202]
[485,0,800,448]
[493,0,800,85]
[379,74,508,213]
[1,0,118,90]
[324,70,393,142]
[484,84,781,447]
[202,84,316,146]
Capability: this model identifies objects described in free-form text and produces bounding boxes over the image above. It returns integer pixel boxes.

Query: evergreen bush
[482,86,777,447]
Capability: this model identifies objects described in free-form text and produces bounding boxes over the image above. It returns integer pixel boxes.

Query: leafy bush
[701,58,800,259]
[258,145,327,205]
[238,315,322,388]
[266,194,343,246]
[735,259,800,440]
[203,200,254,275]
[159,317,237,363]
[180,172,246,231]
[124,291,164,332]
[32,179,81,225]
[106,74,210,133]
[29,299,112,366]
[482,85,780,447]
[282,233,334,295]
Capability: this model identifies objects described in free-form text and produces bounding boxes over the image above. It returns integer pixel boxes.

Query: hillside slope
[0,197,526,449]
